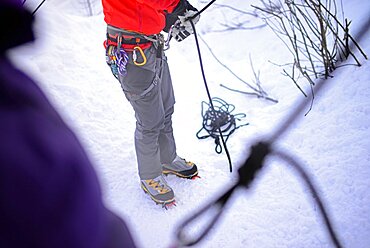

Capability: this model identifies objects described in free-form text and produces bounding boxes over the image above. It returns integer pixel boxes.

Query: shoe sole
[162,169,198,179]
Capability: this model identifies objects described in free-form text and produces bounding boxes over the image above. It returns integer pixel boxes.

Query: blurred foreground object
[0,1,136,247]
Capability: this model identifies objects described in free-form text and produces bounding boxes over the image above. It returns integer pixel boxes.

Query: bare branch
[198,36,277,103]
[253,0,367,102]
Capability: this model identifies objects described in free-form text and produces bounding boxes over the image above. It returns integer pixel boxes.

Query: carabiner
[164,27,173,51]
[133,46,147,66]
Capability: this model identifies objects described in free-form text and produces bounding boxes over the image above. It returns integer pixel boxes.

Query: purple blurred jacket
[0,1,136,247]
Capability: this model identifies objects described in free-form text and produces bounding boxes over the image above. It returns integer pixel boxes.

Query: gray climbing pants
[118,45,177,180]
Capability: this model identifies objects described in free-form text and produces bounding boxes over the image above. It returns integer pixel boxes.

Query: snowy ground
[12,0,370,247]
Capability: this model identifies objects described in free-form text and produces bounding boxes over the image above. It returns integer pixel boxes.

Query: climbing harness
[105,25,169,73]
[104,24,167,102]
[196,97,249,154]
[105,25,160,78]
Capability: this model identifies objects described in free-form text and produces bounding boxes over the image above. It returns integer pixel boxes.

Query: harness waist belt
[107,25,157,45]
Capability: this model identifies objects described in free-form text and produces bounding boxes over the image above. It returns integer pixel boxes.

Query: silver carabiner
[163,26,174,51]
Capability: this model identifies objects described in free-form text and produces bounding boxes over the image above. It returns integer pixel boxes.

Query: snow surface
[12,0,370,247]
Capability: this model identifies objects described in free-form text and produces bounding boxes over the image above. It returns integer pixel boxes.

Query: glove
[170,10,200,42]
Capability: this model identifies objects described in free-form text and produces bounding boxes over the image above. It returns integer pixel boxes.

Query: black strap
[106,33,152,45]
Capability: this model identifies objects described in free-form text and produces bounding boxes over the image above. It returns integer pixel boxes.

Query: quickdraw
[105,44,129,79]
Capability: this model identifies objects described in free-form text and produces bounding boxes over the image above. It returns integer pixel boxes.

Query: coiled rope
[196,97,249,154]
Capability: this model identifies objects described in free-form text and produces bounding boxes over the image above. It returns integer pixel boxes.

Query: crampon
[190,174,201,180]
[163,170,201,180]
[161,200,177,210]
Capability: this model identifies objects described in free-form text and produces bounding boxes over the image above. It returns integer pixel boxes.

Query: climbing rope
[196,97,249,154]
[189,15,236,172]
[22,0,47,16]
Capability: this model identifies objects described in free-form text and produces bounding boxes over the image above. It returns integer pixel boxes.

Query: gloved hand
[170,9,200,42]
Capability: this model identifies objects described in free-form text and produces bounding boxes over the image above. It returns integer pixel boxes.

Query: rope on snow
[196,97,249,154]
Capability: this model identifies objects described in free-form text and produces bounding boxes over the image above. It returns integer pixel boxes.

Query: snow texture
[12,0,370,247]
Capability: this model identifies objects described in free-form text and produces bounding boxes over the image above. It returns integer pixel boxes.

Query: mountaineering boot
[162,155,198,179]
[141,175,175,208]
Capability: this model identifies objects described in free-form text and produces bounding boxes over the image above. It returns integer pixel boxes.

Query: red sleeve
[138,0,180,12]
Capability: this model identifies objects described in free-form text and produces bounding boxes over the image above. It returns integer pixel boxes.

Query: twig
[220,84,278,103]
[198,35,259,93]
[198,36,277,103]
[214,4,259,17]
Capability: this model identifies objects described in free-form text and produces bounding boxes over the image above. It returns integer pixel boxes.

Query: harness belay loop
[196,97,249,154]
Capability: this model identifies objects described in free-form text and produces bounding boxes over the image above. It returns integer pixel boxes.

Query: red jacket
[102,0,181,35]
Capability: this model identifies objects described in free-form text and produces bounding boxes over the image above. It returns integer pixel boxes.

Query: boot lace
[148,179,170,193]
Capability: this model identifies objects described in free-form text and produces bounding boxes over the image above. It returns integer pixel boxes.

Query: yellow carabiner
[133,46,147,66]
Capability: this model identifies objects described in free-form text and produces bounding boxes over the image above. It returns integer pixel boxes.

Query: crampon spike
[163,200,177,210]
[191,175,201,180]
